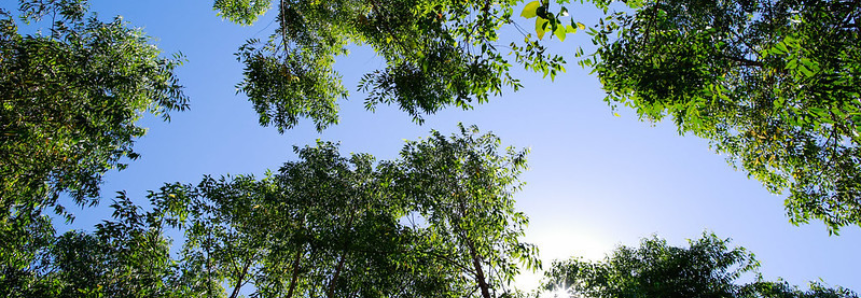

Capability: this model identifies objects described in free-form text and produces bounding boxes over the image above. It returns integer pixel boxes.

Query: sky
[18,0,861,293]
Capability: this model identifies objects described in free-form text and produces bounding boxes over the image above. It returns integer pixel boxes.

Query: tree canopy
[1,0,187,210]
[217,0,571,131]
[2,126,541,298]
[541,233,859,298]
[214,0,861,232]
[1,0,860,296]
[584,0,861,232]
[0,0,187,284]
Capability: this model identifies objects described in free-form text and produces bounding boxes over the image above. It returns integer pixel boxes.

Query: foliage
[0,0,188,215]
[583,0,861,232]
[540,233,858,298]
[3,0,860,295]
[1,193,194,298]
[153,144,416,298]
[520,0,586,42]
[390,123,539,298]
[0,0,187,288]
[147,125,538,297]
[216,0,572,131]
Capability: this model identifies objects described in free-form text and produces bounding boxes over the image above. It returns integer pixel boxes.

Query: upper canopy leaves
[0,1,188,275]
[145,125,537,297]
[585,0,861,233]
[542,233,858,298]
[217,0,568,131]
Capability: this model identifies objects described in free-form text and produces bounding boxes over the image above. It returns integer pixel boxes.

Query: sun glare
[514,226,611,293]
[538,281,576,298]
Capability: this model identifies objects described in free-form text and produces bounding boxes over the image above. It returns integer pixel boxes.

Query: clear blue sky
[26,0,861,292]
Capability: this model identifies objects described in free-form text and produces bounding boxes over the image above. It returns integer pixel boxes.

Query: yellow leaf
[535,18,549,40]
[521,1,540,18]
[614,113,620,117]
[577,22,586,30]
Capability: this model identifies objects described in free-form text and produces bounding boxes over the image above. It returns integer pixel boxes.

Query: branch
[722,54,764,68]
[228,254,255,298]
[466,221,491,298]
[327,202,358,298]
[286,215,306,298]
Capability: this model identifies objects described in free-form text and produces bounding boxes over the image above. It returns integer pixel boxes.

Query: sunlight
[537,280,576,298]
[515,227,612,292]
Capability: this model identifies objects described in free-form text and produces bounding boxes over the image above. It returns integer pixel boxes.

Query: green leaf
[554,26,567,41]
[774,42,788,54]
[566,24,577,33]
[521,1,540,18]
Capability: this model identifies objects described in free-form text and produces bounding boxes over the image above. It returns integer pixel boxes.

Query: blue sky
[23,0,861,292]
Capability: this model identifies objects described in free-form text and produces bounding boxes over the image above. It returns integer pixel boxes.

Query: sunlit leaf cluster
[0,0,187,283]
[541,233,859,298]
[4,126,540,298]
[584,0,861,232]
[218,0,569,129]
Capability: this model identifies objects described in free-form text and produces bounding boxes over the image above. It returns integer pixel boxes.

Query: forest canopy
[212,0,861,233]
[1,0,859,296]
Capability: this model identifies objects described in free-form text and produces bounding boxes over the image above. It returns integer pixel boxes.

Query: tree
[0,0,188,215]
[583,0,861,232]
[0,0,187,288]
[389,124,539,298]
[216,0,861,233]
[152,144,418,298]
[214,0,571,131]
[1,193,193,298]
[540,233,858,298]
[145,125,538,298]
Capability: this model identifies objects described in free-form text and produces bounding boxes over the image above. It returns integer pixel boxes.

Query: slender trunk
[327,205,357,298]
[286,215,307,298]
[285,245,303,298]
[327,250,350,298]
[205,229,214,297]
[467,239,491,298]
[456,198,491,298]
[229,258,253,298]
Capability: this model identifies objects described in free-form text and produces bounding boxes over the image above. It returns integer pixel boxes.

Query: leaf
[577,22,586,30]
[536,18,549,40]
[798,64,814,78]
[774,42,788,54]
[521,1,540,18]
[566,24,577,33]
[554,26,567,41]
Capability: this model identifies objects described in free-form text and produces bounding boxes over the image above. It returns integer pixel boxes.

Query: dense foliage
[217,0,572,131]
[585,0,861,232]
[541,233,858,298]
[2,126,540,298]
[0,0,187,210]
[2,0,860,296]
[222,0,861,232]
[0,0,187,287]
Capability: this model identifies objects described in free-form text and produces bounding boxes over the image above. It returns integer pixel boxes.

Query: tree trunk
[467,239,492,298]
[285,245,303,298]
